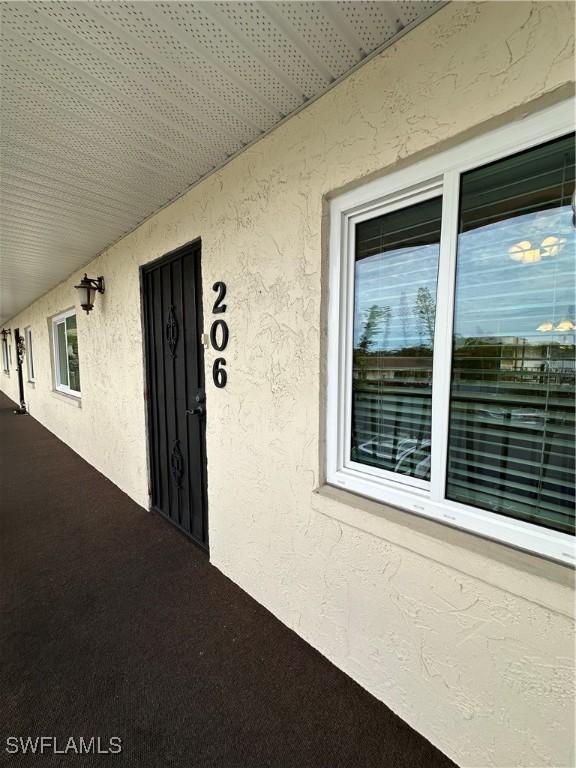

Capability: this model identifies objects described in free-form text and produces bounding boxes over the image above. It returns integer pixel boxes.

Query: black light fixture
[74,274,105,314]
[0,328,11,339]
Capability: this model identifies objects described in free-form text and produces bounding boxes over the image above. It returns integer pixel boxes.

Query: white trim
[25,325,35,383]
[51,308,81,398]
[327,98,575,566]
[341,180,442,494]
[429,170,459,500]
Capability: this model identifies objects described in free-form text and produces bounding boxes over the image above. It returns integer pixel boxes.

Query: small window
[52,310,81,396]
[1,336,8,373]
[25,326,35,382]
[352,196,441,484]
[327,100,574,564]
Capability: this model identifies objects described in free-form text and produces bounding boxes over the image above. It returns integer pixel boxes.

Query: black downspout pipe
[13,328,27,415]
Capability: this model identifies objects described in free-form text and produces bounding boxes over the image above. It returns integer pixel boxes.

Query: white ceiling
[0,0,441,324]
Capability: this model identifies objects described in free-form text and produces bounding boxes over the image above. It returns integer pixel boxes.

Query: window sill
[51,389,82,407]
[27,380,35,388]
[312,484,574,615]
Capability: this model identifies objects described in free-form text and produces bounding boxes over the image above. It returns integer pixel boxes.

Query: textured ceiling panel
[0,0,441,323]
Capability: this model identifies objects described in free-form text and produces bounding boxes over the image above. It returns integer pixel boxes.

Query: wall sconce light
[509,236,566,263]
[74,274,105,314]
[536,319,575,333]
[0,328,11,339]
[553,319,575,332]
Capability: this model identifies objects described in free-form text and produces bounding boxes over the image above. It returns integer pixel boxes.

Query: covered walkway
[0,392,454,767]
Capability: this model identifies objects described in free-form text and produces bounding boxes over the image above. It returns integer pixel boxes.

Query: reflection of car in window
[394,440,431,479]
[356,438,431,480]
[476,406,546,426]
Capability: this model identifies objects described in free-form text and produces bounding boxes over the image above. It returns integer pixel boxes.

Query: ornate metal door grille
[142,241,208,550]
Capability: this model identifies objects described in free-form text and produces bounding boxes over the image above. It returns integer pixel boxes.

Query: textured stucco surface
[1,3,575,766]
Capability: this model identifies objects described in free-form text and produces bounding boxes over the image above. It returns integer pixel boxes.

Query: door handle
[186,405,204,417]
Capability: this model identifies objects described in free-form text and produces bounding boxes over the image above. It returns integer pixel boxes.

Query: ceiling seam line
[1,188,135,225]
[142,2,298,115]
[379,3,406,35]
[0,1,448,325]
[254,2,336,84]
[196,2,310,101]
[1,180,144,222]
[0,236,98,251]
[0,233,96,248]
[83,2,449,265]
[319,3,367,58]
[1,207,129,236]
[0,166,155,212]
[89,3,282,127]
[28,3,262,144]
[1,173,145,217]
[0,245,89,260]
[1,192,136,230]
[2,55,229,173]
[0,224,102,243]
[1,137,193,189]
[0,229,100,246]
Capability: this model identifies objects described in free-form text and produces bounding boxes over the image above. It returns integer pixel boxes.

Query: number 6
[213,357,227,388]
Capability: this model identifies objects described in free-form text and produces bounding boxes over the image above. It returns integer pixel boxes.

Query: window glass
[2,339,8,372]
[56,320,69,388]
[26,328,34,381]
[352,197,442,479]
[66,315,80,393]
[446,134,575,534]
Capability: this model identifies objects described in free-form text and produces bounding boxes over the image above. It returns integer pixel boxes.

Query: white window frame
[25,326,35,383]
[52,309,80,398]
[327,99,575,566]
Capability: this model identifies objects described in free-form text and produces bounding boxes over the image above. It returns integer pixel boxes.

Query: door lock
[186,389,206,417]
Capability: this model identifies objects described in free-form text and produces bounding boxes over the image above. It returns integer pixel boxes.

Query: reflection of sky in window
[354,242,439,350]
[354,205,575,350]
[454,205,575,341]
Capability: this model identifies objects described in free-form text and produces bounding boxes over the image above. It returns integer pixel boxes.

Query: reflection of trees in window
[358,304,391,354]
[355,304,390,382]
[415,287,436,348]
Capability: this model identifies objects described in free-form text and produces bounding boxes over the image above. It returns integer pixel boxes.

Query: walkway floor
[0,393,455,767]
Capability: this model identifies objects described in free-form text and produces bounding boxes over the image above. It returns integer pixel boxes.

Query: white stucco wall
[2,3,575,766]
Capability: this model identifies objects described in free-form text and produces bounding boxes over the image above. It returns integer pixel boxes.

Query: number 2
[212,282,226,314]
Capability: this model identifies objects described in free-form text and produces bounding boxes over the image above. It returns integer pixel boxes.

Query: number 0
[210,319,229,351]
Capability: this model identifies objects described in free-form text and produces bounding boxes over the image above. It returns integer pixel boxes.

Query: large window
[25,326,35,382]
[52,310,81,396]
[327,101,575,564]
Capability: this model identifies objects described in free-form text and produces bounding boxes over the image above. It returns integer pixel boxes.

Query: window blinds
[446,134,575,534]
[352,197,442,479]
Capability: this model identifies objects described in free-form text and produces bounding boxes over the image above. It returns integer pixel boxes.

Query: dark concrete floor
[0,392,456,767]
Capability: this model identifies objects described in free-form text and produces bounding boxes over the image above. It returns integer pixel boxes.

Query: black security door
[13,328,27,415]
[142,241,208,550]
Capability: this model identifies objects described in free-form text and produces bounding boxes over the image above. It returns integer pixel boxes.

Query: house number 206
[211,282,228,388]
